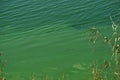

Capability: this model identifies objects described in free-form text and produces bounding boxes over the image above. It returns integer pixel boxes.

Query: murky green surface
[0,0,120,80]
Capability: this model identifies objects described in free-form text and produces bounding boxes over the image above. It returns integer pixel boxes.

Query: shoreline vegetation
[0,52,7,80]
[0,16,120,80]
[89,16,120,80]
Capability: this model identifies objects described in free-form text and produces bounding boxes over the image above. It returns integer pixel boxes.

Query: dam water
[0,0,120,80]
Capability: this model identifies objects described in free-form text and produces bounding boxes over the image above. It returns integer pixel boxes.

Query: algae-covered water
[0,0,120,80]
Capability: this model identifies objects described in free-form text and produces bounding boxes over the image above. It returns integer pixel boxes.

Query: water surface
[0,0,120,80]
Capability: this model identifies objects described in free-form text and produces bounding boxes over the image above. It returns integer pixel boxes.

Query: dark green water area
[0,0,120,80]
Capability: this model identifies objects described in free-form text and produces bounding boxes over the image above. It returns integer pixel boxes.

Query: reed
[0,52,6,80]
[31,72,36,80]
[89,16,120,80]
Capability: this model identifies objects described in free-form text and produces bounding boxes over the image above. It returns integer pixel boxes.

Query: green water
[0,0,120,80]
